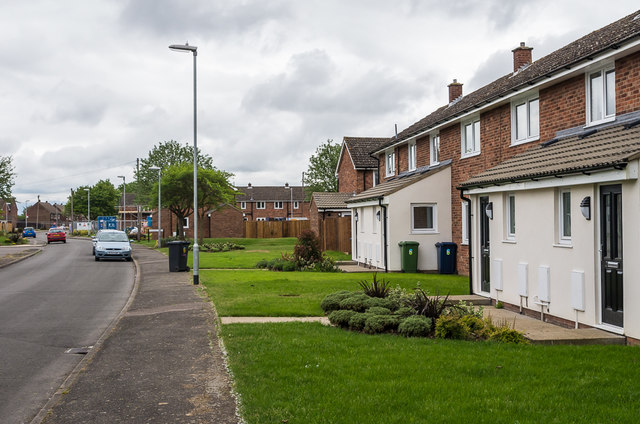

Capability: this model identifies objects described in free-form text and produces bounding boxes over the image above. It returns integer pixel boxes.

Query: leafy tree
[0,155,16,201]
[150,164,237,241]
[303,139,340,197]
[65,180,119,219]
[135,140,214,205]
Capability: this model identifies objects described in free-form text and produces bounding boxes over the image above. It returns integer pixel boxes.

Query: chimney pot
[512,42,533,72]
[447,79,463,103]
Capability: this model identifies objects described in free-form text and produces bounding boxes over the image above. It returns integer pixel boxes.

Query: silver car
[94,230,132,262]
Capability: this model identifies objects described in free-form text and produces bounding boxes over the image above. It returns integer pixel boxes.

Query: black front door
[479,196,490,293]
[600,185,623,327]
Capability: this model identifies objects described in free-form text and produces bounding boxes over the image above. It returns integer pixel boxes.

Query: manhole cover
[65,346,92,355]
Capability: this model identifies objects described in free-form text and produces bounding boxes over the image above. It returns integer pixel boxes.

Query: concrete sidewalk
[39,245,239,424]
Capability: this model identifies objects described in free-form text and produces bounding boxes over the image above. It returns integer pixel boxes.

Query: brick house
[151,204,244,240]
[236,184,309,221]
[355,10,640,341]
[0,198,18,231]
[25,201,67,229]
[309,192,354,235]
[336,137,389,194]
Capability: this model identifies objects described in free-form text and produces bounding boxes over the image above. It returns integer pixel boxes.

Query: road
[0,232,135,424]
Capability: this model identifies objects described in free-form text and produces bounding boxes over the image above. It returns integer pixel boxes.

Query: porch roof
[346,160,452,204]
[459,119,640,188]
[312,192,354,209]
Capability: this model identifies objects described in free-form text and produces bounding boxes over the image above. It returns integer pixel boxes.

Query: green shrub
[495,301,504,309]
[358,272,391,298]
[339,293,372,312]
[363,315,400,334]
[267,258,285,271]
[394,307,416,318]
[348,313,372,331]
[450,300,484,318]
[328,310,357,328]
[387,285,414,309]
[412,288,449,322]
[489,327,529,344]
[294,230,322,265]
[460,315,492,340]
[435,315,470,340]
[310,256,341,272]
[282,261,299,272]
[321,291,354,313]
[256,259,269,269]
[398,316,432,337]
[8,233,21,243]
[366,306,392,315]
[364,296,397,311]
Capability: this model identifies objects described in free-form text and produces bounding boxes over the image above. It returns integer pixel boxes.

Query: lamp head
[169,42,198,54]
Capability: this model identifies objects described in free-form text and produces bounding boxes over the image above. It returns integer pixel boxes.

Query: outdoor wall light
[354,212,359,222]
[485,202,494,220]
[376,211,381,221]
[580,196,591,220]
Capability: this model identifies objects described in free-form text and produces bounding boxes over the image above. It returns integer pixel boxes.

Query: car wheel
[126,257,133,262]
[95,256,100,262]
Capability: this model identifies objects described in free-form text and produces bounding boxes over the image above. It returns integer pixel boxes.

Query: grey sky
[2,1,638,209]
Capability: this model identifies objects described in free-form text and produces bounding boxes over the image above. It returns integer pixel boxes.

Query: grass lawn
[138,237,350,268]
[202,269,468,316]
[223,322,640,424]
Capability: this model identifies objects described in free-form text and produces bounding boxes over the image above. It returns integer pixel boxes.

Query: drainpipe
[378,196,388,273]
[459,188,473,295]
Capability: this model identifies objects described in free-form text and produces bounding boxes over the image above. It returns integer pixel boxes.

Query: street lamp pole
[70,188,74,232]
[84,188,90,228]
[170,41,199,285]
[118,175,126,231]
[150,166,162,246]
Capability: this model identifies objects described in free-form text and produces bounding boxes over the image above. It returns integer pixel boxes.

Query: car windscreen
[24,227,34,231]
[98,233,129,242]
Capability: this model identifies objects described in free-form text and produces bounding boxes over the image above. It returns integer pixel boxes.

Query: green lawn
[223,322,640,424]
[202,270,468,316]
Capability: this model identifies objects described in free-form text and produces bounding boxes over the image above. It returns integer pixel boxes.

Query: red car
[47,228,66,244]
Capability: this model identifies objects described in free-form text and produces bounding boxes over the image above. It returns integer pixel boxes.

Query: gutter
[378,196,388,273]
[459,188,473,295]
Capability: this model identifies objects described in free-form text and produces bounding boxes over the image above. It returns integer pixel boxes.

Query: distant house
[0,198,18,231]
[336,137,389,194]
[25,201,67,229]
[235,184,310,221]
[151,204,244,239]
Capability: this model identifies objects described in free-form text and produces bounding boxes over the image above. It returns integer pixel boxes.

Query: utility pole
[70,189,74,232]
[136,158,141,241]
[36,195,40,230]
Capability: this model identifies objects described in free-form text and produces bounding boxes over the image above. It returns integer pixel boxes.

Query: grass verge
[202,270,468,316]
[223,322,640,424]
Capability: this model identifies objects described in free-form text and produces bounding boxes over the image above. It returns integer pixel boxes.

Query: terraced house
[347,10,640,343]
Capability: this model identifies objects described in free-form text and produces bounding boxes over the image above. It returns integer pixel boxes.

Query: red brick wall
[539,75,585,143]
[337,150,358,193]
[397,144,408,173]
[204,205,244,238]
[616,51,640,116]
[416,135,429,167]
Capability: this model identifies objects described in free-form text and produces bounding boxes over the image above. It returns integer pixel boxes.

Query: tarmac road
[0,233,135,424]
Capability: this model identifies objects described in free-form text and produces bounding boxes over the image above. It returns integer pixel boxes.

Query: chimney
[448,79,463,103]
[247,182,252,188]
[512,42,533,72]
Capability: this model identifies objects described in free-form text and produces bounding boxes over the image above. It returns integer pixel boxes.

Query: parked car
[47,228,66,244]
[94,230,132,261]
[23,227,36,238]
[91,230,105,255]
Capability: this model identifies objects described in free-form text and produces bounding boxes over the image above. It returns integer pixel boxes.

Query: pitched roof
[375,9,640,153]
[235,186,306,202]
[459,118,640,188]
[312,192,354,209]
[343,137,390,168]
[346,160,452,203]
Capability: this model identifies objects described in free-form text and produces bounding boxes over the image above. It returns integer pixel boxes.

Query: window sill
[585,116,615,128]
[461,241,469,246]
[430,161,440,167]
[510,136,539,147]
[553,243,573,249]
[502,239,517,244]
[461,151,481,159]
[411,231,439,235]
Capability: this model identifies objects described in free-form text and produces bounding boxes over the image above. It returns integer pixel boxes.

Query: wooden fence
[244,220,311,239]
[318,217,352,254]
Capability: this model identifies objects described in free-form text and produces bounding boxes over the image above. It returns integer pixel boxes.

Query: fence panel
[244,220,310,239]
[319,217,351,254]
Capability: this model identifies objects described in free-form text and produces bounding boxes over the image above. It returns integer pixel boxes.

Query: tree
[136,140,214,205]
[150,164,237,241]
[65,180,119,219]
[0,155,16,201]
[303,139,340,197]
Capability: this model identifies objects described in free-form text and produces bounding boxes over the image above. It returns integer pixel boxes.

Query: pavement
[37,244,239,424]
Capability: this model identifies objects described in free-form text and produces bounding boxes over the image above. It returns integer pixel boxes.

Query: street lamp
[149,166,162,245]
[118,175,126,231]
[24,200,30,227]
[170,41,199,285]
[84,188,90,225]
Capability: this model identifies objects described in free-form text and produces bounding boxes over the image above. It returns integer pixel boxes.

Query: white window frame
[256,201,266,209]
[461,202,469,245]
[293,201,299,209]
[372,207,378,234]
[586,64,616,126]
[385,150,395,177]
[505,193,516,240]
[461,117,481,158]
[559,189,572,244]
[408,141,417,171]
[511,93,539,145]
[411,203,437,234]
[430,134,440,165]
[240,201,246,210]
[183,217,189,229]
[274,201,283,209]
[372,170,378,187]
[256,217,266,221]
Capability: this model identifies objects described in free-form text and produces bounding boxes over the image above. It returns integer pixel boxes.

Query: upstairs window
[430,134,440,165]
[385,150,395,177]
[512,96,539,144]
[293,201,299,209]
[372,170,378,187]
[256,201,266,209]
[587,66,615,124]
[274,201,283,209]
[461,118,480,158]
[240,201,246,210]
[408,142,417,171]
